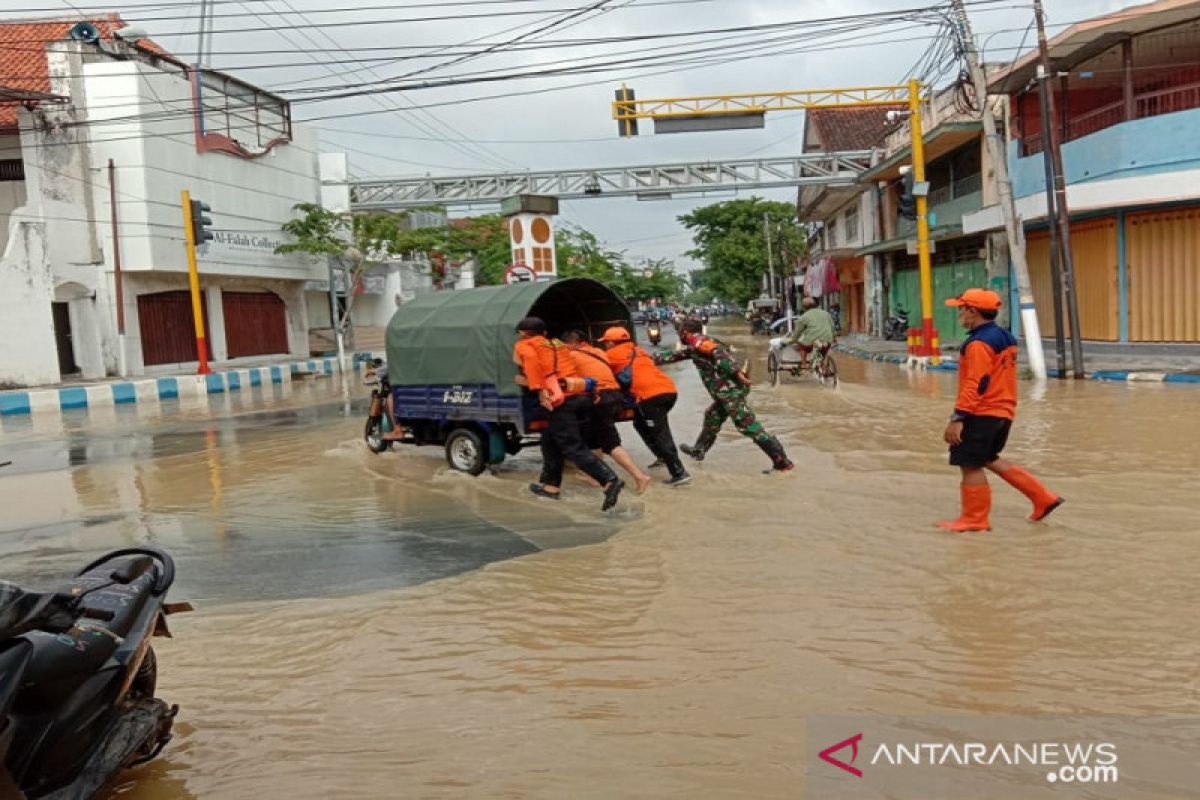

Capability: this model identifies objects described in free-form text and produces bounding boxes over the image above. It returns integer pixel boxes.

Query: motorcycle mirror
[110,555,154,584]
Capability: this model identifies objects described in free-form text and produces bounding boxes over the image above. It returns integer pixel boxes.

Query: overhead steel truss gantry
[343,151,874,211]
[611,81,940,362]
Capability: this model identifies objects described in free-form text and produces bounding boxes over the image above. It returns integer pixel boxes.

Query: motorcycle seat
[13,569,157,709]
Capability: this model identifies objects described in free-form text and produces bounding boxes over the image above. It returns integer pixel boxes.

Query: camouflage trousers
[691,392,789,467]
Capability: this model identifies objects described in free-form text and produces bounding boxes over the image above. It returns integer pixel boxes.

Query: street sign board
[504,263,536,284]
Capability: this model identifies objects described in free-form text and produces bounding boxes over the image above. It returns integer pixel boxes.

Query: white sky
[7,0,1129,270]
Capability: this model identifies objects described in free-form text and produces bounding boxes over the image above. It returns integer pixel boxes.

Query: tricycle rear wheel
[365,417,391,453]
[445,428,488,475]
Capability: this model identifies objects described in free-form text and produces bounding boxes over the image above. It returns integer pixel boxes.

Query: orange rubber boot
[997,465,1063,521]
[936,484,992,532]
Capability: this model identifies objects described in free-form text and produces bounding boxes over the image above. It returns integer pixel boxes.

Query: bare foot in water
[634,474,652,495]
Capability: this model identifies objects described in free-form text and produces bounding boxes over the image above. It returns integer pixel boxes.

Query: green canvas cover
[385,278,631,396]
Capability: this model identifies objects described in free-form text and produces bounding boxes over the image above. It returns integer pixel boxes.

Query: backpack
[614,348,637,391]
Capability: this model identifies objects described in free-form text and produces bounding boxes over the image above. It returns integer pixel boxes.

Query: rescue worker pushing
[938,289,1064,531]
[562,330,653,494]
[513,317,624,511]
[659,319,794,474]
[597,326,691,486]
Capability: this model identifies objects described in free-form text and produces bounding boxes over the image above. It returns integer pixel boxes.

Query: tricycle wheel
[445,428,488,475]
[365,417,390,453]
[767,352,780,387]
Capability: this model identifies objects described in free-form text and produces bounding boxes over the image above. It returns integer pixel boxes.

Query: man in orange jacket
[562,330,653,494]
[598,326,691,486]
[938,289,1064,532]
[514,317,623,511]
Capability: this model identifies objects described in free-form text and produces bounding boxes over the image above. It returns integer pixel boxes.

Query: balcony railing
[1021,80,1200,156]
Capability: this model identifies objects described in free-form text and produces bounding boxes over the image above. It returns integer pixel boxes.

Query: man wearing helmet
[659,319,793,474]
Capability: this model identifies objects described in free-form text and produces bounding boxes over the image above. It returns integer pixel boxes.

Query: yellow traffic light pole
[180,189,212,375]
[613,83,940,364]
[906,78,938,364]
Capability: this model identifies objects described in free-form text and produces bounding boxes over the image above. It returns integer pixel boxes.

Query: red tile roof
[0,15,166,132]
[807,107,904,151]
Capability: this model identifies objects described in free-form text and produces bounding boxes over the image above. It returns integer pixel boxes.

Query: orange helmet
[598,326,632,343]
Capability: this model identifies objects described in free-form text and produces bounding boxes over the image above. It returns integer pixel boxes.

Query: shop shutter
[1126,209,1200,342]
[138,291,210,366]
[1026,218,1118,341]
[223,291,290,358]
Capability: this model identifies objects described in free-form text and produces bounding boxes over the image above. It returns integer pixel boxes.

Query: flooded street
[3,326,1199,799]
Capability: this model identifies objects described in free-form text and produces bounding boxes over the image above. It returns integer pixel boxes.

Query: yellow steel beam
[611,85,912,121]
[611,80,941,362]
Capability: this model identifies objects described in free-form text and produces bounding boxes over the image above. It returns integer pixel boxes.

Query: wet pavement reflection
[2,323,1198,799]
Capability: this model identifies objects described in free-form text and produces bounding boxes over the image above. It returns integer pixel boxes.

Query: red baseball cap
[945,288,1002,311]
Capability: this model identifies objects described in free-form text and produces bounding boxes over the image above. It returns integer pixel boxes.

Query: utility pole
[950,0,1047,380]
[1036,68,1068,375]
[763,211,777,306]
[1034,0,1086,378]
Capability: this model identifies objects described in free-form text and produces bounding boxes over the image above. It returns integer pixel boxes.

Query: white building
[0,17,325,387]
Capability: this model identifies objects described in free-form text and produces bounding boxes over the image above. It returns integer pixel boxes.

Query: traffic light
[897,172,917,221]
[615,86,638,137]
[189,199,214,245]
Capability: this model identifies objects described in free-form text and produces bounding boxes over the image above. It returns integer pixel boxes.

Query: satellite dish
[68,22,101,43]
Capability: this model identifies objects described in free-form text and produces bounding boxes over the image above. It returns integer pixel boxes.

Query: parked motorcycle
[885,308,910,341]
[0,547,190,799]
[646,320,663,346]
[364,359,398,454]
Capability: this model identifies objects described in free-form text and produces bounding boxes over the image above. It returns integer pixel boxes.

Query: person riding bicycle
[781,297,835,369]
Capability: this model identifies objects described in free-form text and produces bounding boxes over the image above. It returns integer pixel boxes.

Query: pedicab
[378,277,634,474]
[766,337,839,387]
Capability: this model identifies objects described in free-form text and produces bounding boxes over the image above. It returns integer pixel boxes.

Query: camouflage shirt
[656,334,747,398]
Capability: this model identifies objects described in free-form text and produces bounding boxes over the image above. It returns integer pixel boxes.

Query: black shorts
[949,415,1012,467]
[583,390,624,454]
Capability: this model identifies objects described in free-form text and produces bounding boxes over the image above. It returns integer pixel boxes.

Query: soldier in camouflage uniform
[657,318,794,473]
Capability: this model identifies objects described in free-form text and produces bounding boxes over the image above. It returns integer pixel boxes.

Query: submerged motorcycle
[0,547,190,799]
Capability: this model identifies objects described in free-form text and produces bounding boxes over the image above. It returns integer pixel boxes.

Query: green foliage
[276,203,687,305]
[677,197,806,306]
[555,225,686,304]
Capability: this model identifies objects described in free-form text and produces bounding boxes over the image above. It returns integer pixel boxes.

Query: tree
[677,197,806,306]
[276,203,414,382]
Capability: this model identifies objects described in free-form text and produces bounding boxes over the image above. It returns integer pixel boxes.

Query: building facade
[965,0,1200,343]
[1,18,325,387]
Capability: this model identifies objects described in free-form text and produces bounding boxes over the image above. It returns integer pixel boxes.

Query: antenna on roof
[196,0,213,68]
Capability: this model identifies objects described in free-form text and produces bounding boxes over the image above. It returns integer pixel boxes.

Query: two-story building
[798,108,899,334]
[853,84,1011,343]
[1,16,325,388]
[964,0,1200,344]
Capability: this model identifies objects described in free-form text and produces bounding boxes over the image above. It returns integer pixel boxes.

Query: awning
[858,122,981,183]
[989,0,1200,95]
[855,226,972,256]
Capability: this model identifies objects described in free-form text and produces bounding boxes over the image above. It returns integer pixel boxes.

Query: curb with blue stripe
[0,353,377,417]
[833,345,1200,383]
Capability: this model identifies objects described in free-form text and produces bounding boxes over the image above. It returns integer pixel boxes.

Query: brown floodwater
[2,326,1199,799]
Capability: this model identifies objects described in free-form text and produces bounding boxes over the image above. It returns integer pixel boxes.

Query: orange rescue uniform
[603,341,677,402]
[513,336,586,400]
[568,343,620,392]
[954,322,1018,421]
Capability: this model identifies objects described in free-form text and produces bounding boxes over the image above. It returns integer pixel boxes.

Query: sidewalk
[834,335,1200,384]
[0,351,384,417]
